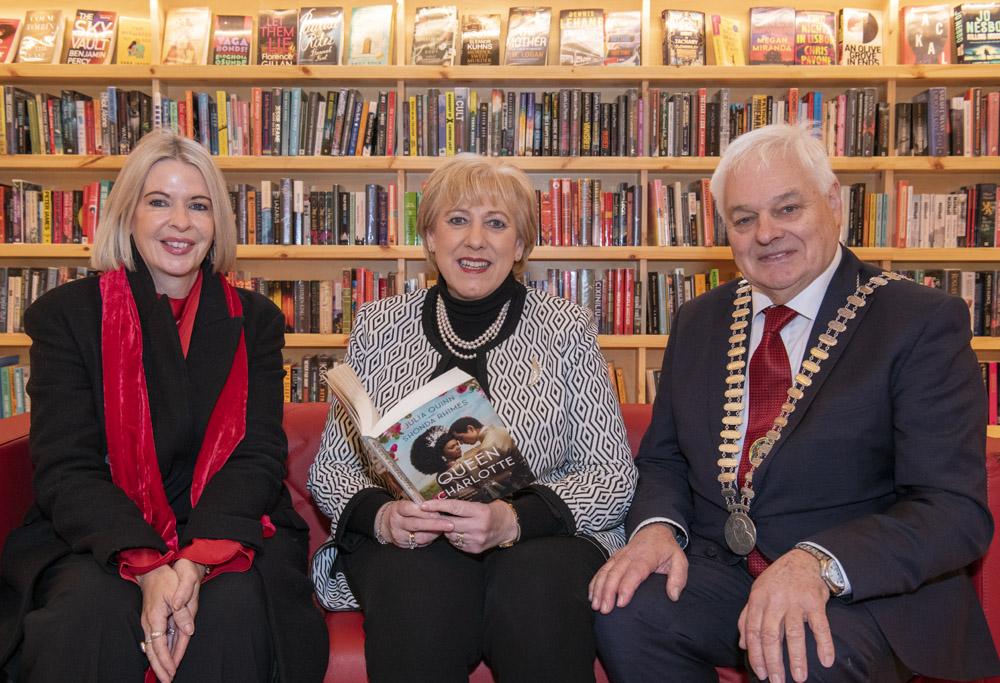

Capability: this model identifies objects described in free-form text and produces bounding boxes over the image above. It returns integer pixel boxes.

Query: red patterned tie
[739,304,798,577]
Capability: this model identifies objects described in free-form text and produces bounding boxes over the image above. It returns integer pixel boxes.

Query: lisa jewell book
[326,366,535,503]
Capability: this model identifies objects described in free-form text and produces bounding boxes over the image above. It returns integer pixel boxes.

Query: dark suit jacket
[629,247,999,679]
[0,260,327,681]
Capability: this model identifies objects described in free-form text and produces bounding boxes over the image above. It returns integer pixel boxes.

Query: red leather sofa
[2,405,998,682]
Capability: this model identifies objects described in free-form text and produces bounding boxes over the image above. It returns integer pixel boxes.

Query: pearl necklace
[718,270,903,556]
[435,295,510,360]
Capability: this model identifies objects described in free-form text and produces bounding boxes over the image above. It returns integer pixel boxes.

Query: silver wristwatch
[794,543,846,596]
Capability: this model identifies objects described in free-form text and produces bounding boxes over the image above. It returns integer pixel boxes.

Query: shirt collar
[751,245,843,322]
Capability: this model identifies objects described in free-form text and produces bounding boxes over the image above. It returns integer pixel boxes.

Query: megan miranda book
[326,366,535,503]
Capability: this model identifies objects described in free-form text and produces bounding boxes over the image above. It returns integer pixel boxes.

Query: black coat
[630,247,1000,679]
[0,261,327,681]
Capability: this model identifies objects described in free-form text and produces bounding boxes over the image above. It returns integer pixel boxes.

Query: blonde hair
[90,130,236,273]
[416,154,537,275]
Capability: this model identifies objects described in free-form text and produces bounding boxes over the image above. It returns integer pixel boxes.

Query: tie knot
[763,305,797,334]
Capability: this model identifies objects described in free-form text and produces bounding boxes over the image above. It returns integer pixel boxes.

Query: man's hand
[588,523,688,614]
[738,548,836,683]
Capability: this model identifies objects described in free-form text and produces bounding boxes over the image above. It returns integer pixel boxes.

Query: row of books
[894,182,998,248]
[0,266,93,332]
[897,88,1000,157]
[980,362,1000,425]
[284,353,341,404]
[647,179,727,248]
[0,180,109,245]
[646,268,728,335]
[1,86,152,156]
[0,357,30,418]
[402,88,641,158]
[651,87,891,158]
[525,267,641,335]
[912,269,1000,336]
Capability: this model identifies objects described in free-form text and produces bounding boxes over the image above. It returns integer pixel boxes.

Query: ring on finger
[139,641,147,654]
[149,631,165,639]
[455,532,464,549]
[407,532,416,550]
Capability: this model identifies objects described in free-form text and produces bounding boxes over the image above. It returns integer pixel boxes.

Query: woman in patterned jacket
[308,154,637,683]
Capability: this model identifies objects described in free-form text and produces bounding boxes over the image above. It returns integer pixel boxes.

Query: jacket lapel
[754,247,880,482]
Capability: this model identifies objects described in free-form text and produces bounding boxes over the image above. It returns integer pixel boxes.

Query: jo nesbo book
[505,7,551,65]
[16,10,64,64]
[327,366,535,503]
[749,6,796,64]
[604,10,641,65]
[953,2,1000,63]
[0,19,22,64]
[559,8,605,66]
[297,7,343,64]
[116,16,151,65]
[258,9,297,65]
[347,4,394,65]
[460,13,501,65]
[662,10,706,66]
[161,7,211,65]
[838,8,883,65]
[411,5,458,66]
[212,15,253,66]
[66,9,117,65]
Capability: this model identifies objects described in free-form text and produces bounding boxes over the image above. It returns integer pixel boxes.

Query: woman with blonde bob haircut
[310,154,636,682]
[0,130,327,683]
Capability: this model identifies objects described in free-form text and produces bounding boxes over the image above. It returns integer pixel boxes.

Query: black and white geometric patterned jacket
[308,286,638,610]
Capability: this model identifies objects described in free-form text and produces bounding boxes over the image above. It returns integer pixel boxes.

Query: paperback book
[604,10,641,65]
[66,10,117,64]
[297,7,343,64]
[662,10,706,65]
[711,14,746,65]
[460,13,501,65]
[953,2,1000,63]
[559,9,605,66]
[161,7,211,65]
[411,5,458,65]
[327,366,535,503]
[116,16,152,64]
[749,6,796,65]
[347,4,393,65]
[505,7,551,65]
[794,10,835,64]
[16,10,64,64]
[838,8,883,65]
[900,4,952,63]
[212,15,253,66]
[0,19,22,64]
[258,9,297,65]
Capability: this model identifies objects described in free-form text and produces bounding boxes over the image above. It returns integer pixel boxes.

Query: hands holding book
[375,498,520,553]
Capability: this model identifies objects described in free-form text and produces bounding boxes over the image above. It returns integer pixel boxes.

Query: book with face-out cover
[326,366,535,502]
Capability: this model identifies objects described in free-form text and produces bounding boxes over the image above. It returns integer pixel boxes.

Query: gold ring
[407,532,416,550]
[149,631,165,639]
[455,532,464,549]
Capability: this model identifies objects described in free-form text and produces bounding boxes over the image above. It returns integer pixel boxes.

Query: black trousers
[341,535,605,683]
[594,551,911,683]
[14,552,273,683]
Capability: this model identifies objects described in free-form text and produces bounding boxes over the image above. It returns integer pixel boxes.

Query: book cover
[749,7,796,65]
[297,7,343,64]
[66,9,117,64]
[411,5,458,65]
[116,16,151,64]
[505,7,551,65]
[161,7,211,65]
[347,4,393,65]
[900,4,952,63]
[460,13,501,65]
[662,10,706,65]
[0,19,22,64]
[258,9,297,65]
[327,366,535,503]
[794,10,836,64]
[16,10,64,64]
[604,10,641,65]
[710,14,746,65]
[559,9,604,66]
[212,15,253,65]
[838,8,883,65]
[953,2,1000,63]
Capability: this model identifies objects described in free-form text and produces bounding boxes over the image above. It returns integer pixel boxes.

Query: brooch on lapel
[528,355,542,386]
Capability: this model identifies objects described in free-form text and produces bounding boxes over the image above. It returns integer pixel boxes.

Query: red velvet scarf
[100,266,252,552]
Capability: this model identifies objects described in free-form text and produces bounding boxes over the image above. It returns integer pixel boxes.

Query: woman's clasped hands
[376,499,519,554]
[136,559,207,683]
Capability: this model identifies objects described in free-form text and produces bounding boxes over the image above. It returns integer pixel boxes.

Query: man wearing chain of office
[590,122,1000,683]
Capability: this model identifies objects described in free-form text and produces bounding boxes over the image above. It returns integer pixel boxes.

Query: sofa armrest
[0,413,33,559]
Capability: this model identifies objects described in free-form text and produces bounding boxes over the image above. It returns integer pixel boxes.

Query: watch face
[823,561,846,592]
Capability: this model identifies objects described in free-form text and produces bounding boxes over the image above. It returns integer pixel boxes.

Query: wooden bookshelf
[1,0,998,403]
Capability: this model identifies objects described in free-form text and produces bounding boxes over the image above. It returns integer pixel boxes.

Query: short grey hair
[90,130,236,273]
[710,123,837,211]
